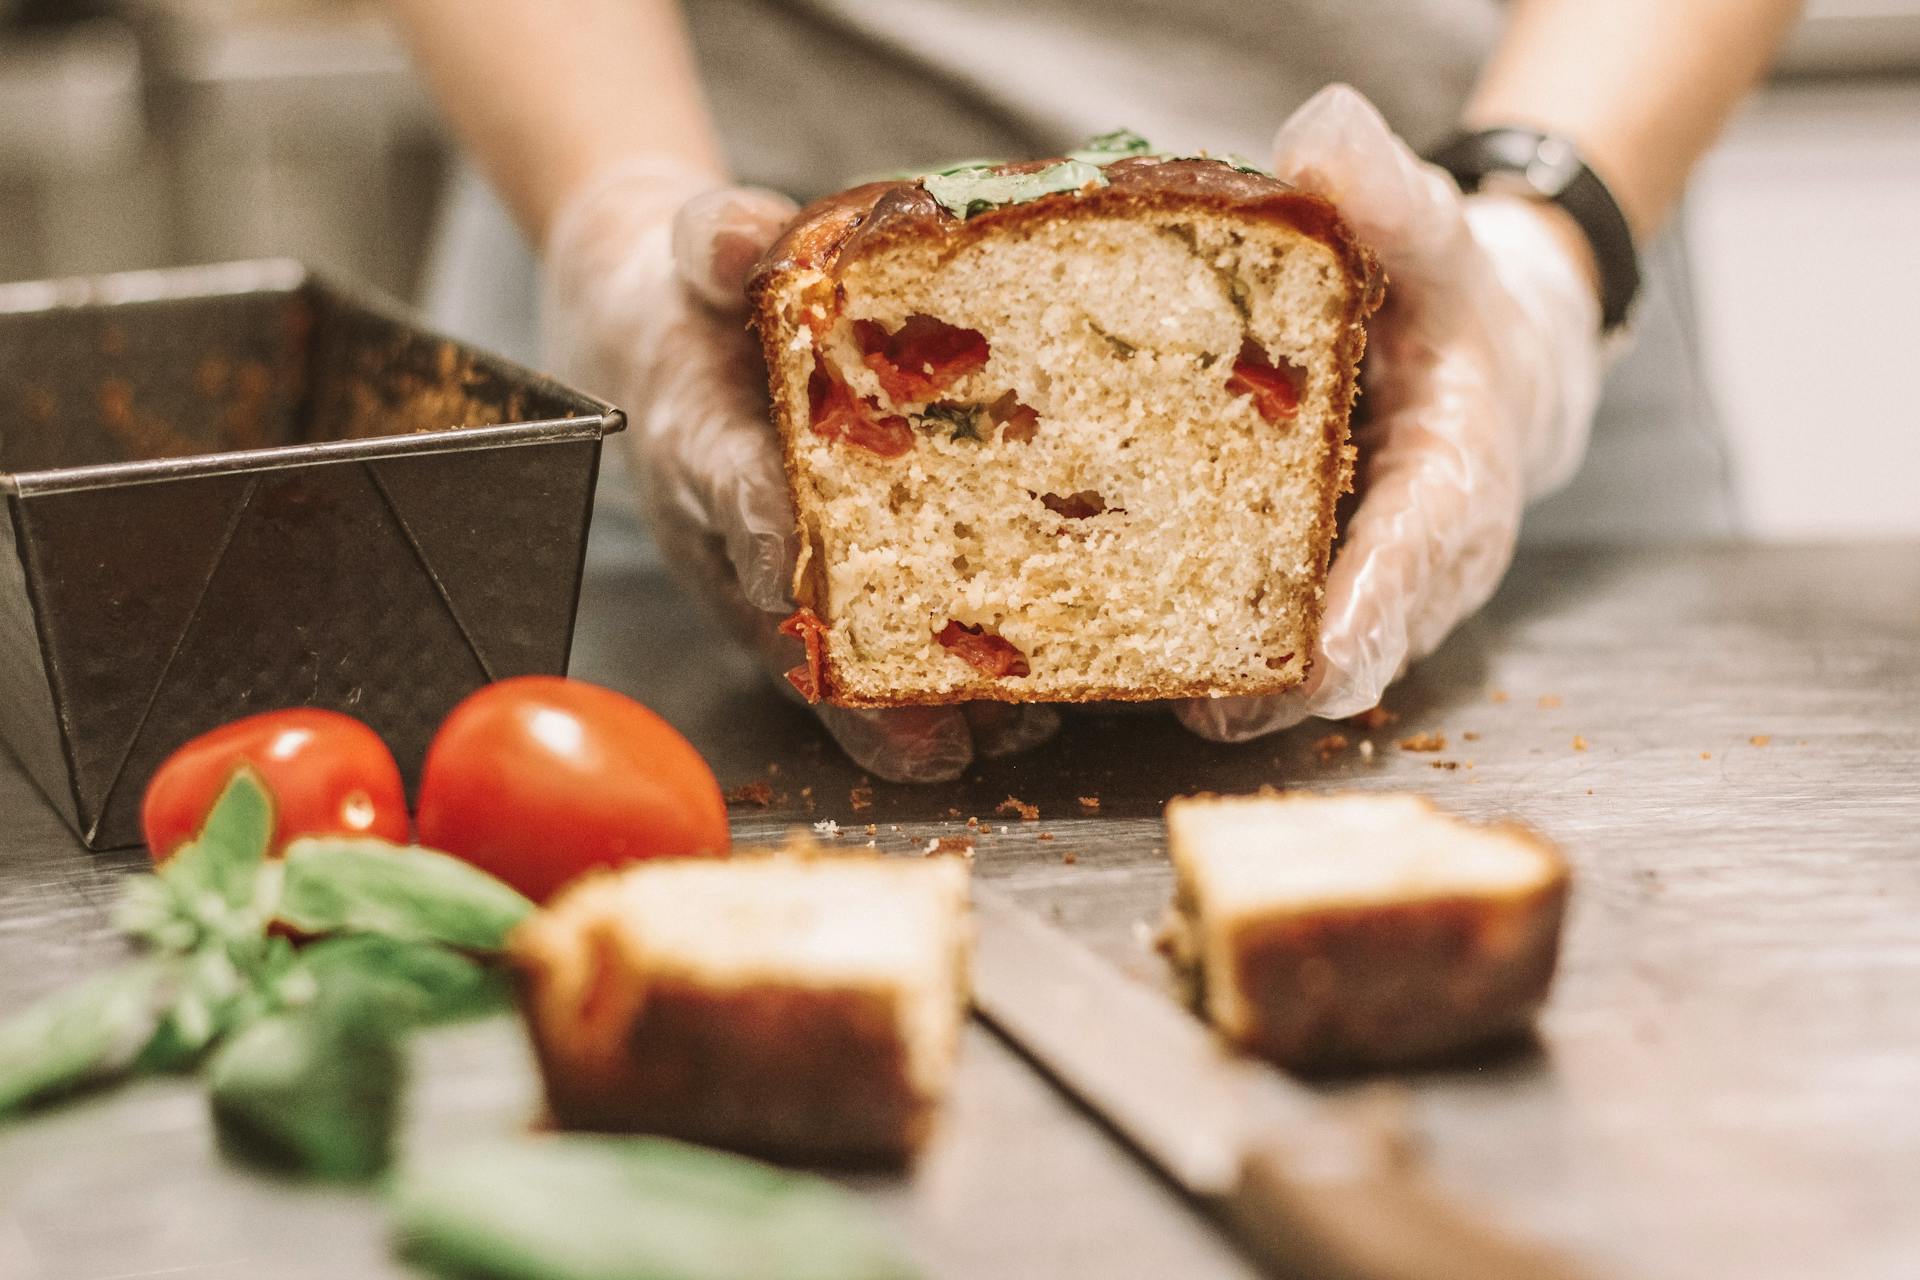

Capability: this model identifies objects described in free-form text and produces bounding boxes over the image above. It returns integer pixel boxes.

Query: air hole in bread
[1263,651,1295,671]
[853,315,990,403]
[935,620,1030,678]
[1039,490,1111,519]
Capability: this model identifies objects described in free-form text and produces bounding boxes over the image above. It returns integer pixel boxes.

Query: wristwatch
[1427,127,1640,331]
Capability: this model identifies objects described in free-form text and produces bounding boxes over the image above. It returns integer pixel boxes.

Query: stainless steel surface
[0,261,622,848]
[1,540,1918,1278]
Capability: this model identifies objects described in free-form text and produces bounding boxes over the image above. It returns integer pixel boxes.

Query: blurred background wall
[1,0,1914,541]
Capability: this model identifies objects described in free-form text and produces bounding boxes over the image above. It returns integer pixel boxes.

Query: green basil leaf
[393,1136,922,1280]
[142,769,276,948]
[277,839,534,951]
[207,985,403,1181]
[1065,127,1156,163]
[922,159,1108,219]
[113,875,200,951]
[0,960,172,1115]
[133,943,253,1073]
[291,935,509,1026]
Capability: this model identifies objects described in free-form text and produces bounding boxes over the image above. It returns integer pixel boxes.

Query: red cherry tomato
[415,677,729,902]
[142,708,409,862]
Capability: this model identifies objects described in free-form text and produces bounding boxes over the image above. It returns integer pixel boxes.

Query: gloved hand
[541,159,1060,781]
[1177,84,1605,742]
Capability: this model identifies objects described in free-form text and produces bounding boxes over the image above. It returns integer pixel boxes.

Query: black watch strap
[1427,128,1640,331]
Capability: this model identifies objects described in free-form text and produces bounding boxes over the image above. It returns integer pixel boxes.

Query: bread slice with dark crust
[750,156,1383,708]
[510,840,970,1165]
[1161,791,1569,1072]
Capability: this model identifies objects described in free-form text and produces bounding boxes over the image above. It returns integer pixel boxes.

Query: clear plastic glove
[1177,84,1604,742]
[542,159,1060,781]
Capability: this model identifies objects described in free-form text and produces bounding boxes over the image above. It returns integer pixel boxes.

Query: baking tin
[0,260,625,849]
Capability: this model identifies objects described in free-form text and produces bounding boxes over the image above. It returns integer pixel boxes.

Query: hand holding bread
[1177,86,1605,740]
[541,159,1060,782]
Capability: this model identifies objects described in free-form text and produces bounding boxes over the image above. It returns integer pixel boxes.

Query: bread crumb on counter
[1538,695,1562,710]
[1462,730,1481,742]
[1572,735,1589,751]
[1397,732,1446,753]
[1077,795,1101,814]
[812,819,842,838]
[1358,740,1375,762]
[1489,690,1510,704]
[924,836,976,860]
[1062,851,1079,865]
[1750,734,1772,747]
[1429,760,1460,771]
[1350,706,1398,730]
[849,785,874,811]
[997,796,1040,822]
[723,781,773,808]
[1700,751,1712,760]
[1313,733,1350,761]
[1038,832,1056,842]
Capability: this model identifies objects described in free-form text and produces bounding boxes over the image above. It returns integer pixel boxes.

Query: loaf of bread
[510,840,970,1164]
[750,145,1382,706]
[1161,791,1569,1072]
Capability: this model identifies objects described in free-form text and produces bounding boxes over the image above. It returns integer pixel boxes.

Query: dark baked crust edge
[749,157,1384,708]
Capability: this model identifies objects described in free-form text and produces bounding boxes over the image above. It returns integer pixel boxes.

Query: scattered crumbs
[1572,735,1589,752]
[767,762,782,776]
[1313,733,1350,762]
[889,824,902,832]
[812,819,841,838]
[1749,734,1772,747]
[946,807,963,819]
[864,823,878,837]
[866,839,877,849]
[1538,695,1562,710]
[1038,832,1056,842]
[723,781,772,808]
[999,826,1010,835]
[1358,740,1375,763]
[966,816,981,829]
[1462,731,1481,743]
[997,796,1040,822]
[1700,751,1712,761]
[924,836,975,860]
[1430,760,1460,771]
[1350,706,1398,731]
[1397,732,1447,753]
[849,785,873,812]
[1586,788,1594,796]
[1061,851,1078,865]
[1490,690,1510,704]
[1798,740,1808,747]
[1077,794,1101,814]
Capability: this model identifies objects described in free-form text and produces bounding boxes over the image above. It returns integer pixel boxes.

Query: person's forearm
[1466,0,1803,241]
[389,0,725,242]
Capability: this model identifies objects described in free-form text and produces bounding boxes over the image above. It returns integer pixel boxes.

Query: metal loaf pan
[0,260,625,850]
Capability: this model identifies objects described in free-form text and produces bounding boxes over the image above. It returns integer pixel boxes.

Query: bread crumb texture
[765,204,1363,703]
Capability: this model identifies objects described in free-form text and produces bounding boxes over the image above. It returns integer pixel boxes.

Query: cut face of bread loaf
[751,157,1382,706]
[510,842,970,1164]
[1162,791,1569,1072]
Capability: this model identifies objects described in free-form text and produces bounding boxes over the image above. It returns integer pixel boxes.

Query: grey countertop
[2,539,1917,1279]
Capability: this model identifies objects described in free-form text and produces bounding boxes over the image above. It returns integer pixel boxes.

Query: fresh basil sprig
[922,159,1108,219]
[278,839,534,950]
[2,767,526,1186]
[393,1136,923,1280]
[1067,126,1272,176]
